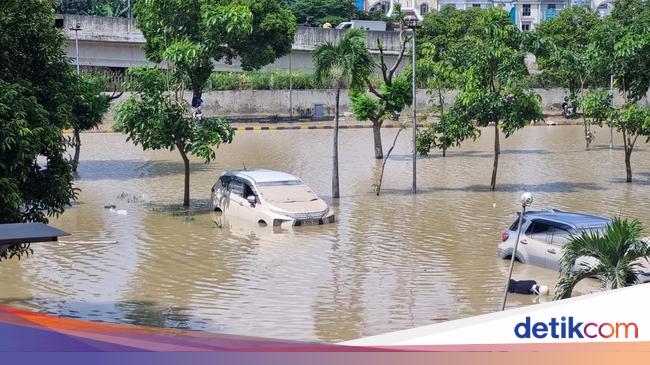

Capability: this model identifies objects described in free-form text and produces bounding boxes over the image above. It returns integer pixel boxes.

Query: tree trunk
[375,127,405,196]
[583,117,590,150]
[372,121,383,159]
[490,122,500,191]
[177,143,191,207]
[332,88,340,199]
[625,147,632,183]
[72,128,81,172]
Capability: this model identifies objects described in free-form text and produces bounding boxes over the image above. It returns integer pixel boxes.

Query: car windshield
[256,180,320,203]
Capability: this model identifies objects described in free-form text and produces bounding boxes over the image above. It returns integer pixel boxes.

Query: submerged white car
[211,169,335,227]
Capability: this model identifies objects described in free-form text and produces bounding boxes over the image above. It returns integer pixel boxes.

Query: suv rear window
[509,217,526,231]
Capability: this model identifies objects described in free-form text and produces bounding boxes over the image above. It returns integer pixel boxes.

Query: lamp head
[520,192,533,207]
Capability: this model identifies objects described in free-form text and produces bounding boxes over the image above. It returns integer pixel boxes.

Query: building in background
[366,0,438,18]
[365,0,613,32]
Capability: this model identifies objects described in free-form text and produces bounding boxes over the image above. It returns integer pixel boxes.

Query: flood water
[1,124,649,342]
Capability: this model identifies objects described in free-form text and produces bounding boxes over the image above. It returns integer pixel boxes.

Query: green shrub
[206,71,321,90]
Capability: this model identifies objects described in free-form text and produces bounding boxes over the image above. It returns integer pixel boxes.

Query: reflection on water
[1,125,649,342]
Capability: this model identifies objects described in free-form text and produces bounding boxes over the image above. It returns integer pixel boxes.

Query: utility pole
[289,53,293,121]
[70,21,81,75]
[411,27,417,194]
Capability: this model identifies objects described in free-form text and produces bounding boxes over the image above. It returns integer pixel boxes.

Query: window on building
[472,3,481,7]
[522,4,531,16]
[547,3,556,9]
[420,3,429,13]
[521,22,531,32]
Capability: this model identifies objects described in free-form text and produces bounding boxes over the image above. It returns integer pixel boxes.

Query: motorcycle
[561,97,577,118]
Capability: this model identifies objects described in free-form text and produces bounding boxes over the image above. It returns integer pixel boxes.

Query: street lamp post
[289,53,293,121]
[501,192,534,311]
[403,16,421,195]
[70,22,81,75]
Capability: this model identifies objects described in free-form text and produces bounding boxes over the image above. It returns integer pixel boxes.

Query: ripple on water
[1,126,649,342]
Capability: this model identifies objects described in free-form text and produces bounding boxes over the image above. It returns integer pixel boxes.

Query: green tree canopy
[588,0,650,182]
[290,0,360,26]
[530,5,604,95]
[134,0,296,100]
[115,67,234,207]
[1,0,78,261]
[349,8,413,160]
[418,8,542,190]
[69,74,114,171]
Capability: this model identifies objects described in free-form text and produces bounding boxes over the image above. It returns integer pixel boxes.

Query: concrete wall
[104,88,607,120]
[105,88,650,121]
[60,15,405,72]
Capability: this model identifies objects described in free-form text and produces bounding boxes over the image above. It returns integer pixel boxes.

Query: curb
[67,120,584,134]
[234,123,412,131]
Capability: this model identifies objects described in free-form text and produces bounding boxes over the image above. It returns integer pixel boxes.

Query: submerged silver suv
[496,210,611,271]
[496,210,650,282]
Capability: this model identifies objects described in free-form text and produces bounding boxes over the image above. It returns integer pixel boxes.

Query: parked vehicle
[211,169,335,227]
[496,209,650,282]
[335,20,387,31]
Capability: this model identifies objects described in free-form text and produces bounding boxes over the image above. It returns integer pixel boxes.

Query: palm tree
[313,29,374,199]
[555,217,650,300]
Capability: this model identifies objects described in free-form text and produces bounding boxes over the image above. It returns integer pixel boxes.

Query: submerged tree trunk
[375,127,405,196]
[72,128,81,172]
[490,121,500,191]
[625,148,632,183]
[177,143,191,207]
[372,121,383,159]
[622,131,634,183]
[332,87,340,199]
[583,117,590,150]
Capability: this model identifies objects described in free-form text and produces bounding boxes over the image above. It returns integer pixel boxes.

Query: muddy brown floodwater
[1,125,649,342]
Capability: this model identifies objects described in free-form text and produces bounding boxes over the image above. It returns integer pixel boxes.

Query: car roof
[523,209,611,229]
[223,169,302,183]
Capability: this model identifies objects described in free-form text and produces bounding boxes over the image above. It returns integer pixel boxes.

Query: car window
[549,227,572,247]
[230,181,244,197]
[526,221,551,241]
[509,217,526,231]
[220,176,231,188]
[243,183,255,198]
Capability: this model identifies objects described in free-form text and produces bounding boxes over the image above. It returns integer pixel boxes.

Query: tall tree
[115,68,234,207]
[415,7,483,158]
[590,0,650,182]
[449,9,543,190]
[313,29,374,198]
[555,217,650,299]
[530,5,604,149]
[290,0,360,26]
[415,43,475,157]
[1,0,78,261]
[350,8,413,159]
[134,0,296,104]
[612,104,650,183]
[70,74,121,172]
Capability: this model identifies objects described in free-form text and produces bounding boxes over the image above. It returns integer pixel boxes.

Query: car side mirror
[246,195,256,206]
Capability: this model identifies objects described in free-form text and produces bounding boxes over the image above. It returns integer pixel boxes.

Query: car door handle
[520,239,528,244]
[547,248,557,254]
